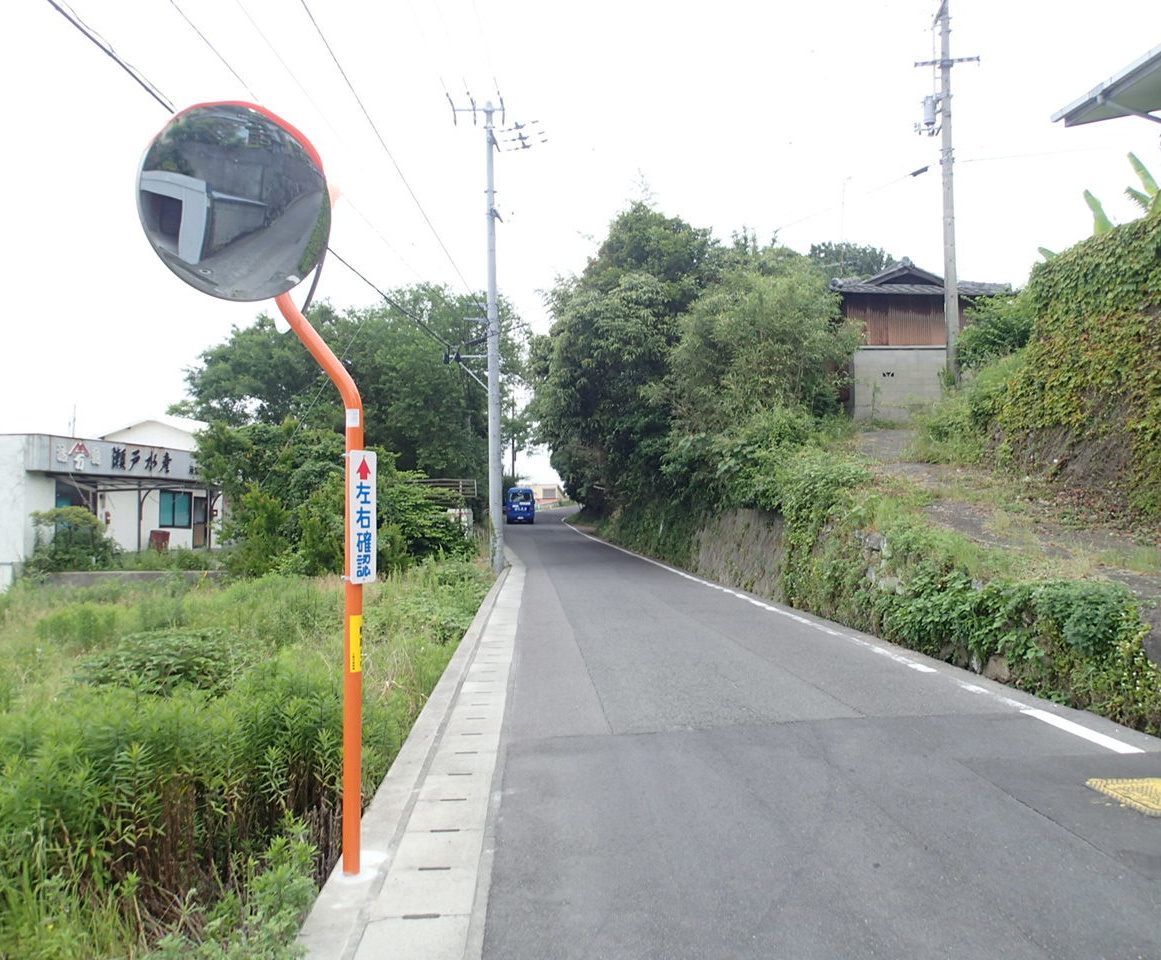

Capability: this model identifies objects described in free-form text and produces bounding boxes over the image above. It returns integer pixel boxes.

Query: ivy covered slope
[998,211,1161,516]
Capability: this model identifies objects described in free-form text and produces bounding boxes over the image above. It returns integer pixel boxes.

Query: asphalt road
[481,509,1161,960]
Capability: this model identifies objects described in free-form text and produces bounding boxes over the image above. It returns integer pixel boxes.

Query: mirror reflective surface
[137,103,329,301]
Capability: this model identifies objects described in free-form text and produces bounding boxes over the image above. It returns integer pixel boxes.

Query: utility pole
[916,1,977,385]
[484,100,503,574]
[449,92,545,573]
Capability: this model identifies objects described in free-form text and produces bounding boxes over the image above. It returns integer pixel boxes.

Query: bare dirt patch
[851,428,1161,664]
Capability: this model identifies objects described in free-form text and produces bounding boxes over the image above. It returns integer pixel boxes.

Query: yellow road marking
[1086,778,1161,817]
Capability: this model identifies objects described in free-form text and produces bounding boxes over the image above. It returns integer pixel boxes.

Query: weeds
[0,559,492,959]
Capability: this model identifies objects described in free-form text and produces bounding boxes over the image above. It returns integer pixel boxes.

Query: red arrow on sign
[356,457,371,480]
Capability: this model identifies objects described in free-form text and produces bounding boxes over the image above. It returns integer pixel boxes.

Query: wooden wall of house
[842,294,977,346]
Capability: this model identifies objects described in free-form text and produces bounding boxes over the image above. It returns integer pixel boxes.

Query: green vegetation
[1082,152,1160,234]
[955,291,1035,372]
[998,212,1161,517]
[195,421,475,578]
[171,287,530,482]
[923,210,1161,519]
[0,560,492,959]
[530,204,854,515]
[26,507,120,576]
[542,200,1161,737]
[806,240,895,281]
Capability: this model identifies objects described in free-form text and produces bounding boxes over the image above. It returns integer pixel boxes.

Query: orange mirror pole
[275,292,364,876]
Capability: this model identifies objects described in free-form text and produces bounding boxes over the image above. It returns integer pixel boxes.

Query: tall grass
[0,558,492,959]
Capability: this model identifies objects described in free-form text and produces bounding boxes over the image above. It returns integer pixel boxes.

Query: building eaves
[830,281,1010,297]
[1051,44,1161,127]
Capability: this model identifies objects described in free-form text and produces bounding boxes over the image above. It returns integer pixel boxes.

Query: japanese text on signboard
[349,452,377,584]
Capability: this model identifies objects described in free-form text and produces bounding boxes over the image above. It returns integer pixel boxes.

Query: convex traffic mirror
[137,101,330,301]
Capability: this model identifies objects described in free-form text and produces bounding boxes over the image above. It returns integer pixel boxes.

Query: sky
[5,0,1159,485]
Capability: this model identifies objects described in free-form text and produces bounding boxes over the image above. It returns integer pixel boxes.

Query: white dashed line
[564,521,1149,755]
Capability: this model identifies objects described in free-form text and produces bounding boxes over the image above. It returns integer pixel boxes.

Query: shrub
[76,628,249,696]
[913,353,1025,465]
[957,291,1034,370]
[997,213,1161,516]
[25,507,120,575]
[149,819,317,960]
[0,560,490,957]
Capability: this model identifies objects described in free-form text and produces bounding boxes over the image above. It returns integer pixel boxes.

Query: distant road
[482,508,1161,960]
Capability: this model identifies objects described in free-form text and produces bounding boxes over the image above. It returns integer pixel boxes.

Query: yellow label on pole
[349,615,363,673]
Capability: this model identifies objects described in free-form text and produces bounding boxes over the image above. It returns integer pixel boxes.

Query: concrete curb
[298,559,517,959]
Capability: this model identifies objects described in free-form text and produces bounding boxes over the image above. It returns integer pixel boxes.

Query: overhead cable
[168,0,260,102]
[298,0,478,299]
[328,248,456,349]
[44,0,174,112]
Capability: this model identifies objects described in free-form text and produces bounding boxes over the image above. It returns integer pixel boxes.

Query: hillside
[853,428,1161,666]
[996,212,1161,517]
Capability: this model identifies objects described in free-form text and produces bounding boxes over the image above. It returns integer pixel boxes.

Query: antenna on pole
[494,80,506,126]
[914,0,978,385]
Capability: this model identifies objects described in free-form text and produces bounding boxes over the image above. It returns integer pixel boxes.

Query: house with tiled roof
[830,258,1009,422]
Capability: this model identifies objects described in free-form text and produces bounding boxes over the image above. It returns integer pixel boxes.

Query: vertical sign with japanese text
[349,451,377,585]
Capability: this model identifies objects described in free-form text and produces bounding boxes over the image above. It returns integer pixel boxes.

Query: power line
[470,0,498,80]
[959,146,1108,165]
[328,248,488,391]
[44,0,174,112]
[328,249,455,349]
[774,166,930,234]
[229,1,441,292]
[47,0,481,367]
[168,0,259,101]
[233,0,327,116]
[298,0,478,299]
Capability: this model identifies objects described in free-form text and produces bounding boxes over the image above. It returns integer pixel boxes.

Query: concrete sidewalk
[298,553,524,960]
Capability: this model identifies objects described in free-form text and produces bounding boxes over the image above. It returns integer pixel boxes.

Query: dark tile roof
[829,257,1009,297]
[832,280,1010,296]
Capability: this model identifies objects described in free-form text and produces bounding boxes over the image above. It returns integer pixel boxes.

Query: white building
[0,416,221,590]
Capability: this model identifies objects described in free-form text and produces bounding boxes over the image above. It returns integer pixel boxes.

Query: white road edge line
[564,520,1149,755]
[1020,707,1144,754]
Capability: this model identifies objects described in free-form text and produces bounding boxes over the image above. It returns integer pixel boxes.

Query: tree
[174,285,531,483]
[533,273,676,510]
[195,422,473,576]
[503,401,535,478]
[667,251,857,433]
[531,204,724,511]
[170,313,320,426]
[580,202,723,315]
[807,241,896,281]
[1083,152,1160,234]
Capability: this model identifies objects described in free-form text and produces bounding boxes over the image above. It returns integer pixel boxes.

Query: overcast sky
[6,1,1158,483]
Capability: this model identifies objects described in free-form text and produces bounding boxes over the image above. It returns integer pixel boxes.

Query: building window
[160,491,192,528]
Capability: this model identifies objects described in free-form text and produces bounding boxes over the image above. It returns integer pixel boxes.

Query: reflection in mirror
[137,102,329,302]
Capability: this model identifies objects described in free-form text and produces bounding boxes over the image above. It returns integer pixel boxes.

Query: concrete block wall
[851,346,946,423]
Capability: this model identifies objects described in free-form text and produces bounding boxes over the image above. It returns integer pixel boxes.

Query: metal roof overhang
[46,471,213,493]
[1051,45,1161,126]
